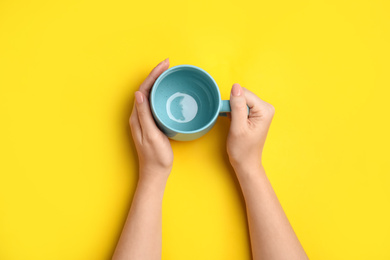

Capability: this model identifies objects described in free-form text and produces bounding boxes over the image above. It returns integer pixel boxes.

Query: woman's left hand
[129,58,173,182]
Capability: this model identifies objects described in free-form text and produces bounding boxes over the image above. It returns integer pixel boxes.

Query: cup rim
[150,64,221,134]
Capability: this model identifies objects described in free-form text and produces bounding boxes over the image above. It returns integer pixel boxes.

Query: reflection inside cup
[166,92,198,123]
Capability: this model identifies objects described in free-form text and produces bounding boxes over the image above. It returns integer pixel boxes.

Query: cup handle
[219,100,250,117]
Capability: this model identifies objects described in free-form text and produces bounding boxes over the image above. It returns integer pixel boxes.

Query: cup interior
[151,66,220,132]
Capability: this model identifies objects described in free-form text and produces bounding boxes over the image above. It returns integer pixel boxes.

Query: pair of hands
[129,59,275,182]
[117,59,309,260]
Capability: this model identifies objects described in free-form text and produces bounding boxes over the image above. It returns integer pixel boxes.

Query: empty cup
[150,65,238,141]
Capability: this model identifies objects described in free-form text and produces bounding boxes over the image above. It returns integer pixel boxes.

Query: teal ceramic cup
[150,65,234,141]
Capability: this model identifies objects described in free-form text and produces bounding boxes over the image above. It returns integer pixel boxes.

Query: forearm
[235,165,308,260]
[112,173,168,260]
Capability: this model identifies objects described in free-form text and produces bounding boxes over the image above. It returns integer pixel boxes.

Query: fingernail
[231,84,242,96]
[158,58,169,66]
[135,91,144,104]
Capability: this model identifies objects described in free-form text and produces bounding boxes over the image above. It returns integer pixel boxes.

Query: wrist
[138,168,171,186]
[232,162,265,182]
[135,172,168,203]
[230,157,263,174]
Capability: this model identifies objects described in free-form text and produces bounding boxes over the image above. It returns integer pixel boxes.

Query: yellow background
[1,0,389,259]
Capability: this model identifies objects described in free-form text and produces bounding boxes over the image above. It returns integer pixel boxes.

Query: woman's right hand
[226,83,275,174]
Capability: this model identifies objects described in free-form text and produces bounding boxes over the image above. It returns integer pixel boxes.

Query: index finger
[139,58,170,98]
[242,87,275,117]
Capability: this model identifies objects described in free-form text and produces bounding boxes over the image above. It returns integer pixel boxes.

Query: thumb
[229,83,248,132]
